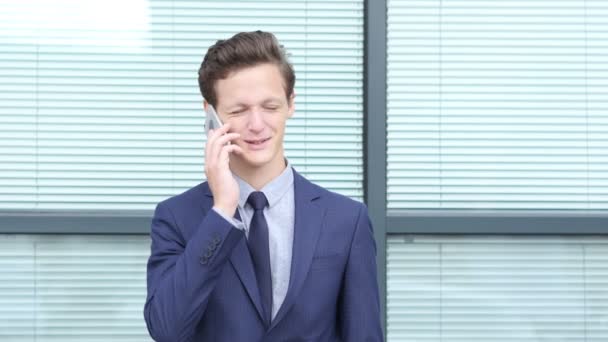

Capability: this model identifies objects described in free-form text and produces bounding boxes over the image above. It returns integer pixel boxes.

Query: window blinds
[0,0,364,211]
[0,234,151,342]
[387,0,608,210]
[387,235,608,341]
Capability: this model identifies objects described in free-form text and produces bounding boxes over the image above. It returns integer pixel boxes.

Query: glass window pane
[386,0,608,210]
[387,235,608,342]
[0,0,365,211]
[0,234,151,342]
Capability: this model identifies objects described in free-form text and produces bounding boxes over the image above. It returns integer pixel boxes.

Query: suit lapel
[269,170,325,331]
[229,239,265,321]
[201,184,265,324]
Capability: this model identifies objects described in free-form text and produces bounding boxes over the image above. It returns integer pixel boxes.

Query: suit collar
[234,164,294,209]
[201,165,312,200]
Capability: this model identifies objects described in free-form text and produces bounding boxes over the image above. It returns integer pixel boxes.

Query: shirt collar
[234,161,294,209]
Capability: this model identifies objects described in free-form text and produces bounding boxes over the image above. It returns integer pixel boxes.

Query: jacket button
[212,233,221,243]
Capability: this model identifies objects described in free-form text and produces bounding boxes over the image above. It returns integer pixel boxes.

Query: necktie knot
[247,191,268,211]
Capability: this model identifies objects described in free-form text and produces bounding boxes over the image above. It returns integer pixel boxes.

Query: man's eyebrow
[262,98,283,104]
[224,103,247,111]
[225,98,283,109]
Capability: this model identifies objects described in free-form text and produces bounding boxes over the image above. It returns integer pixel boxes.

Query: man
[144,31,383,342]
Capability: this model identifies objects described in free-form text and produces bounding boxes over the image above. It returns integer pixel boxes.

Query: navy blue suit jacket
[144,169,383,341]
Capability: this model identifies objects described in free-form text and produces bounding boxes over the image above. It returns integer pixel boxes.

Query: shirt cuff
[212,207,245,231]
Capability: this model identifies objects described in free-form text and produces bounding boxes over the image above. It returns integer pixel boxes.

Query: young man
[144,31,383,341]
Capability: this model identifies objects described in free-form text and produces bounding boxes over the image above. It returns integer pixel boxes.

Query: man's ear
[203,100,209,111]
[287,92,296,118]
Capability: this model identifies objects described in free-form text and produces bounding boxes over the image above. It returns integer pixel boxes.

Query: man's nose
[247,109,265,131]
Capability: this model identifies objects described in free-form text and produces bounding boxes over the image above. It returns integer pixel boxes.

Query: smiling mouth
[245,138,270,145]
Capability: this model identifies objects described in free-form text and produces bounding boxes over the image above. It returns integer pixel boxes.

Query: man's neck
[230,158,288,190]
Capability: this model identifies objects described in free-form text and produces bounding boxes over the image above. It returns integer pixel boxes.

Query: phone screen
[204,105,230,145]
[205,105,223,133]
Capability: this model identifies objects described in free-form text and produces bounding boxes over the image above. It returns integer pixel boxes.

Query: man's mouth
[244,138,270,146]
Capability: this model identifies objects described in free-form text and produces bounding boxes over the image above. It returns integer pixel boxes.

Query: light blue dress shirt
[212,165,295,320]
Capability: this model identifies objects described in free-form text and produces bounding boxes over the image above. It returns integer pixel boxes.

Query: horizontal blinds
[387,235,608,341]
[0,234,151,342]
[0,0,364,210]
[387,0,608,210]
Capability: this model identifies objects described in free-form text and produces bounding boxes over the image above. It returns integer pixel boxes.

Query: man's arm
[143,201,243,342]
[339,203,384,341]
[144,120,244,341]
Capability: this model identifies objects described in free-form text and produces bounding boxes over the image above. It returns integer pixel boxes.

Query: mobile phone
[205,105,231,145]
[205,105,223,133]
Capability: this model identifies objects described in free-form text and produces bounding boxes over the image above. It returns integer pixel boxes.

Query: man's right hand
[204,123,243,216]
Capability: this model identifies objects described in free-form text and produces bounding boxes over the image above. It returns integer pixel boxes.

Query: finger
[205,125,222,152]
[229,144,244,155]
[206,122,230,146]
[211,122,231,138]
[214,132,240,146]
[205,127,214,150]
[208,133,240,166]
[205,129,215,165]
[218,144,244,165]
[207,123,232,151]
[206,123,233,161]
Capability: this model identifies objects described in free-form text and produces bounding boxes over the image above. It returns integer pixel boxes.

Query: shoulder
[293,169,367,218]
[319,185,365,212]
[155,181,211,216]
[151,182,213,241]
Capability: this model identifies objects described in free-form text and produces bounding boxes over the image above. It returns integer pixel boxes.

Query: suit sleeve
[143,201,244,342]
[339,203,384,341]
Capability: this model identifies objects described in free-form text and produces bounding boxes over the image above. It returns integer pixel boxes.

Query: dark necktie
[247,191,273,327]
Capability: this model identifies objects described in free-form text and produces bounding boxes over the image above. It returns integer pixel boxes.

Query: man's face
[213,63,294,171]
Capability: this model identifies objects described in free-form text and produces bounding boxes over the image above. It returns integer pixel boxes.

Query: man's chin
[230,153,271,170]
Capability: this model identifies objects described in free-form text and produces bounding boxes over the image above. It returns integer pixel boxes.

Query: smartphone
[205,105,230,145]
[205,105,223,132]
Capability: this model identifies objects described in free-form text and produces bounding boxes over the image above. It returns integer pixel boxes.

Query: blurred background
[0,0,606,341]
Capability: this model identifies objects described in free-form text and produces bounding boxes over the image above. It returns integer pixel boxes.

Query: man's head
[198,31,296,177]
[198,31,295,108]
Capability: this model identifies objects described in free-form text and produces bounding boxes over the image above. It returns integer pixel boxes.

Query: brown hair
[198,31,295,107]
